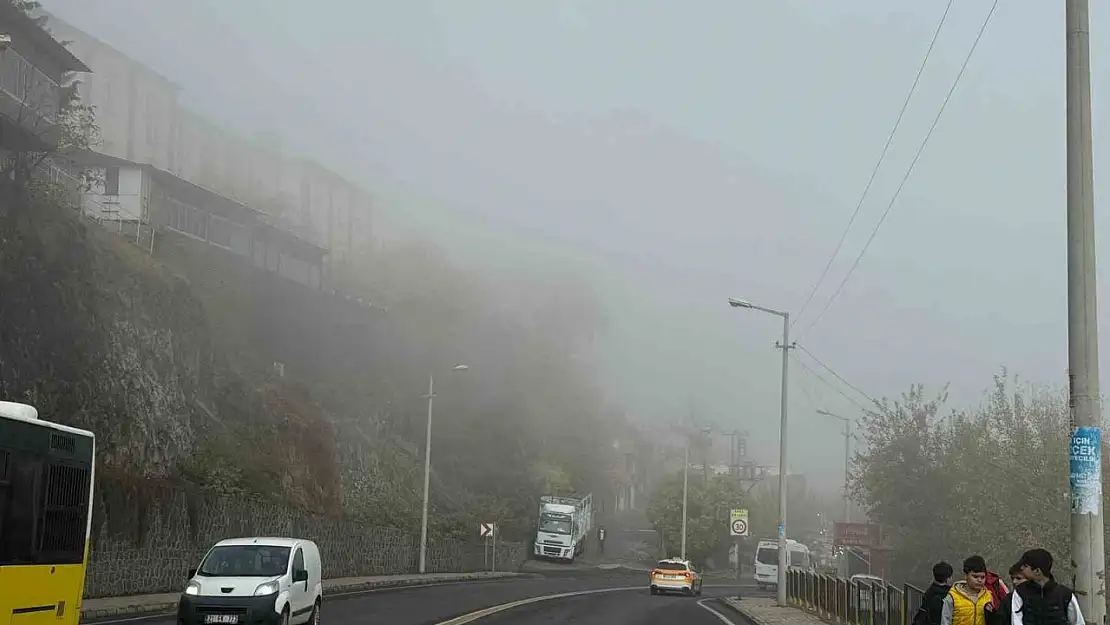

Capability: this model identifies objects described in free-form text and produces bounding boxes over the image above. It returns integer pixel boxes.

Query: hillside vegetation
[0,174,621,542]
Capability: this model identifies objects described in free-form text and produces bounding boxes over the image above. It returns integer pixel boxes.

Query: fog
[41,0,1108,494]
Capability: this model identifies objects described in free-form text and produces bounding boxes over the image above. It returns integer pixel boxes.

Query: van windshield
[756,547,778,565]
[198,545,291,577]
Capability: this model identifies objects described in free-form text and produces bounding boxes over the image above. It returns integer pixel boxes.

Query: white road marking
[86,578,525,625]
[698,598,741,624]
[433,586,643,624]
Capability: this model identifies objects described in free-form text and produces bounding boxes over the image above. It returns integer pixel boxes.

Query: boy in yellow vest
[941,556,994,625]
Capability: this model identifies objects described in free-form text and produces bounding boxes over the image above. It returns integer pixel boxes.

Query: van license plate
[205,615,239,624]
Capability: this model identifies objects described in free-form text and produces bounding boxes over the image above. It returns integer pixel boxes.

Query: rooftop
[1,3,91,73]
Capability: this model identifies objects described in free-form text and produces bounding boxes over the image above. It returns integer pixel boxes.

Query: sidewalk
[81,572,525,621]
[721,597,830,625]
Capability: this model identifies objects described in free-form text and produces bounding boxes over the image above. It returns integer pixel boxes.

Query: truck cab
[533,494,593,562]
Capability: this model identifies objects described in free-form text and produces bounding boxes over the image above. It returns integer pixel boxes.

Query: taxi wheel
[650,587,658,595]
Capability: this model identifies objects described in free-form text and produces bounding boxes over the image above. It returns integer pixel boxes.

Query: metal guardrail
[787,569,925,625]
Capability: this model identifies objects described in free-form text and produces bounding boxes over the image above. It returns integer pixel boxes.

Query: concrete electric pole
[1065,1,1105,622]
[727,297,793,606]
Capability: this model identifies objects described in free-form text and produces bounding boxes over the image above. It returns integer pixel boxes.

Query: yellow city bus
[0,401,95,625]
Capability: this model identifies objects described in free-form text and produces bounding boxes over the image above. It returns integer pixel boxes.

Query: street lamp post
[816,410,851,524]
[419,364,469,574]
[680,442,689,561]
[677,425,710,562]
[728,297,793,606]
[818,409,851,578]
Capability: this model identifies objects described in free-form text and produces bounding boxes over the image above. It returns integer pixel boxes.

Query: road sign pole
[492,525,497,572]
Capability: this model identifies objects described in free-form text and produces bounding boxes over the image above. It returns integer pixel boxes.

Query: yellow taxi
[649,558,703,596]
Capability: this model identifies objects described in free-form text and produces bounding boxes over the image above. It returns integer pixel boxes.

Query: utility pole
[817,410,851,524]
[1066,1,1105,621]
[727,297,793,606]
[680,441,689,561]
[773,321,794,607]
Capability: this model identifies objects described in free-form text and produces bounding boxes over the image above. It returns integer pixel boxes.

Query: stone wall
[85,487,525,598]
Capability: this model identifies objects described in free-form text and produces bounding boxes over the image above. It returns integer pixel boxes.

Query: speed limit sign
[730,509,749,537]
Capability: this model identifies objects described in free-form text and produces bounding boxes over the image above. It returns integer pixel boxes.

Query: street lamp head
[728,297,753,309]
[452,364,469,371]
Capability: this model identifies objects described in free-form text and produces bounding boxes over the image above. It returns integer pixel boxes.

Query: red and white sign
[833,522,882,548]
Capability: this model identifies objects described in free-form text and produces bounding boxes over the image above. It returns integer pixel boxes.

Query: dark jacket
[984,572,1010,625]
[923,582,953,625]
[1014,576,1075,625]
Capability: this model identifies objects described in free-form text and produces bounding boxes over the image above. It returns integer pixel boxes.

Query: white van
[753,539,812,590]
[178,537,323,625]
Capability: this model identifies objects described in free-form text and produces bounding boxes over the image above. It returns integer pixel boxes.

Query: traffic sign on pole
[730,509,749,537]
[480,523,495,539]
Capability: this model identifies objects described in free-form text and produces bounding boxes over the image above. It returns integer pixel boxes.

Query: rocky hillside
[0,178,620,544]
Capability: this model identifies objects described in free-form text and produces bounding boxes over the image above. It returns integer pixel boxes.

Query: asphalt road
[459,584,755,625]
[90,572,763,625]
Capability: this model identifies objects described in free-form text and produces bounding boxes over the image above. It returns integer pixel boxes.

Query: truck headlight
[184,581,200,596]
[254,581,279,596]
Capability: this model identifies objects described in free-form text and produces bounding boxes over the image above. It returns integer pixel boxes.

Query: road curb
[719,597,758,624]
[80,572,526,621]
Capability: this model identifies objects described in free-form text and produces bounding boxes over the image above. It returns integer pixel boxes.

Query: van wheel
[310,600,320,625]
[281,608,290,625]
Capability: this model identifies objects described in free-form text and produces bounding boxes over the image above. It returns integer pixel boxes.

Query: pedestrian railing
[787,569,925,625]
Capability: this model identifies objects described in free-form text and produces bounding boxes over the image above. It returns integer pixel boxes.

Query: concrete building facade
[42,12,372,262]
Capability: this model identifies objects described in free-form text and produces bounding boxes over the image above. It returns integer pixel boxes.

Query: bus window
[789,550,810,568]
[0,451,41,565]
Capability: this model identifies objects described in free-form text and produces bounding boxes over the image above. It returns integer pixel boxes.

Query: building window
[104,167,120,195]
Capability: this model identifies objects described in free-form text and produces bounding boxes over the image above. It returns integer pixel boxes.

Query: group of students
[915,549,1083,625]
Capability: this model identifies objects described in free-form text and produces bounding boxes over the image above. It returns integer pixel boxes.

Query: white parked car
[178,537,323,625]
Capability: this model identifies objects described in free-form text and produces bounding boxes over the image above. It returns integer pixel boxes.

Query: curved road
[448,584,752,624]
[91,572,761,625]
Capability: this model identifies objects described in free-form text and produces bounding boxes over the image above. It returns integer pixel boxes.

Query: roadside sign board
[729,509,749,537]
[833,522,881,548]
[480,523,495,538]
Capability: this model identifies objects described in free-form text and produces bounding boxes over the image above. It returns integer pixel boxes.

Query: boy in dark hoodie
[917,561,954,625]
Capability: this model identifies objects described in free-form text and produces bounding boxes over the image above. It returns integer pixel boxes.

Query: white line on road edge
[433,586,642,624]
[698,598,741,624]
[87,578,527,625]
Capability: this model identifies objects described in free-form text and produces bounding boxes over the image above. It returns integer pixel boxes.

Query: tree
[645,470,830,567]
[851,372,1076,583]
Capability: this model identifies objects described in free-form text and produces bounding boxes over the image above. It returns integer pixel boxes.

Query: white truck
[533,493,593,562]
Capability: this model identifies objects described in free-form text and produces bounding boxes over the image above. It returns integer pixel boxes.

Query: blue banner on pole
[778,524,785,537]
[1070,426,1102,515]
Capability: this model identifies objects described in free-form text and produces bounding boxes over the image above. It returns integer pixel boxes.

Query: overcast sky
[43,0,1110,491]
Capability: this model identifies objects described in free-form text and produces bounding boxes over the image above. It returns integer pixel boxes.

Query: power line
[798,0,1003,337]
[796,344,876,405]
[792,0,956,328]
[792,355,873,414]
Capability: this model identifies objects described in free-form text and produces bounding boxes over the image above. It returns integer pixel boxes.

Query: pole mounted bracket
[775,341,797,350]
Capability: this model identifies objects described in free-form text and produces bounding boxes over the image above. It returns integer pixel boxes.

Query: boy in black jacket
[1013,549,1084,625]
[918,561,954,625]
